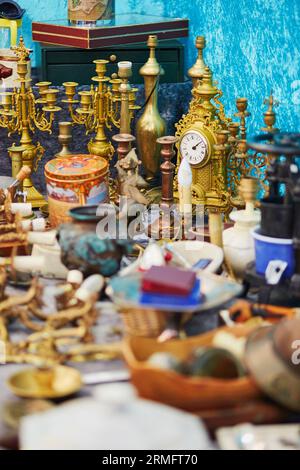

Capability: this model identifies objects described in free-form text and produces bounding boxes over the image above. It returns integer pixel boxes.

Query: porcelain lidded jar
[45,154,109,227]
[223,178,261,279]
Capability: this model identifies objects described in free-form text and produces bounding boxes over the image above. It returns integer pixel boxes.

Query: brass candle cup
[228,122,240,141]
[93,59,109,78]
[0,91,13,106]
[129,88,140,110]
[110,78,122,97]
[36,81,51,95]
[215,130,230,145]
[79,91,93,111]
[236,97,248,113]
[16,61,28,77]
[45,89,59,109]
[63,82,79,103]
[59,121,72,138]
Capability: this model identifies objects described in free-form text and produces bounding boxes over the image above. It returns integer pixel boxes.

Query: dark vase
[57,205,133,278]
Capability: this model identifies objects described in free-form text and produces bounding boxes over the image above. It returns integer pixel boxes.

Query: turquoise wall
[1,0,299,132]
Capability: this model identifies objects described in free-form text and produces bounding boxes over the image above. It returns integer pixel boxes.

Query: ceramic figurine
[223,178,261,278]
[115,148,149,206]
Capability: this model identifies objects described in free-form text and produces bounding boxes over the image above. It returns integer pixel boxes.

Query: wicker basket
[123,325,261,411]
[120,307,170,338]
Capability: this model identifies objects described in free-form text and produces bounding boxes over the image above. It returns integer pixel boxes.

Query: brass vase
[136,35,166,186]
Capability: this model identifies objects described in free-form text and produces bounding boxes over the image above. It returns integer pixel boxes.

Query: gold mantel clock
[175,66,232,213]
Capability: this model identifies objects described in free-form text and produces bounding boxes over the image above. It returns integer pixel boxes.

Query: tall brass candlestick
[157,136,178,207]
[0,37,61,208]
[136,35,166,185]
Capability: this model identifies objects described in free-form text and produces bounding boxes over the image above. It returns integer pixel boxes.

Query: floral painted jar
[45,154,109,227]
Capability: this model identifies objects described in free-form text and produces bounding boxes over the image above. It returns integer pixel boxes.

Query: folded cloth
[140,279,202,308]
[142,265,196,296]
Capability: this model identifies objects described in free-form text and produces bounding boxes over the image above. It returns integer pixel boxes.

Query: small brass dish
[7,366,82,399]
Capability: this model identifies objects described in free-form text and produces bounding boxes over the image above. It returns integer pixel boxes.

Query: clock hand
[192,142,203,151]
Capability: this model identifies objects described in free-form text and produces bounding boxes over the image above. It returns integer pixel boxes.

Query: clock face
[180,131,208,166]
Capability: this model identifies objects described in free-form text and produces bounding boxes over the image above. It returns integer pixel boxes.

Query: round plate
[119,241,224,277]
[107,271,242,313]
[7,366,82,399]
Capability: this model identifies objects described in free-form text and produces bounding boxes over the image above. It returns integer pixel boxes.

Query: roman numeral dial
[179,131,208,166]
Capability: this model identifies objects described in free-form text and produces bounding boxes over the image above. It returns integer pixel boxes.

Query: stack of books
[140,266,202,308]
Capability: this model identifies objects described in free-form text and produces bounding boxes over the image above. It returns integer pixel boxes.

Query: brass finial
[11,36,31,61]
[188,36,207,88]
[194,66,218,97]
[261,91,279,133]
[139,35,162,77]
[148,35,158,50]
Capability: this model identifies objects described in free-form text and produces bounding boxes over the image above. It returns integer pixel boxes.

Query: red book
[142,266,196,296]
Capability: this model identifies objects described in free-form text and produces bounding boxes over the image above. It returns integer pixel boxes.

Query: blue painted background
[1,0,300,132]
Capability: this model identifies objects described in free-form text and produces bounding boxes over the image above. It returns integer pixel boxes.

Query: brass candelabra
[0,37,61,208]
[63,58,139,159]
[227,92,279,203]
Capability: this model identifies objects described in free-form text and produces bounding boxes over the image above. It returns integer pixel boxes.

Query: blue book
[140,279,202,308]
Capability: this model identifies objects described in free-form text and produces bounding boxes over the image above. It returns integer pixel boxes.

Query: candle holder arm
[32,142,45,172]
[106,92,120,129]
[68,103,88,126]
